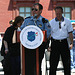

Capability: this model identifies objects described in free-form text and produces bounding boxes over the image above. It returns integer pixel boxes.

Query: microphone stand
[33,14,37,26]
[34,18,37,26]
[33,14,39,75]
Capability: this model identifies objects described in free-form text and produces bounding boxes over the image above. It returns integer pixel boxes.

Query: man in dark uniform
[48,6,73,75]
[20,3,51,75]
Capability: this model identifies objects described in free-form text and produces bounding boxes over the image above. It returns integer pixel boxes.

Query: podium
[17,30,47,75]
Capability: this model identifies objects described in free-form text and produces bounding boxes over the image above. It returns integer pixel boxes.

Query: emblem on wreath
[27,31,35,42]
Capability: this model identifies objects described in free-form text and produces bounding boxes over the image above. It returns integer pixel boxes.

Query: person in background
[2,16,24,75]
[70,26,75,72]
[48,6,73,75]
[20,3,51,75]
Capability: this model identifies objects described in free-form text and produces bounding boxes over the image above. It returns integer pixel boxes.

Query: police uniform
[21,15,51,38]
[20,15,51,75]
[49,17,73,75]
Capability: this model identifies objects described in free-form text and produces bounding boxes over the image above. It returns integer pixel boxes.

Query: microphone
[34,14,37,19]
[33,14,37,26]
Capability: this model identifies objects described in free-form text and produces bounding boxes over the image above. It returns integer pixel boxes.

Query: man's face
[55,9,62,21]
[32,5,42,18]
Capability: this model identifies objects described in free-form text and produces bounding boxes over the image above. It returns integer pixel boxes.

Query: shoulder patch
[25,16,31,19]
[42,18,48,23]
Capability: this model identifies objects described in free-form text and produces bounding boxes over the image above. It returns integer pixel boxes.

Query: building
[0,0,75,35]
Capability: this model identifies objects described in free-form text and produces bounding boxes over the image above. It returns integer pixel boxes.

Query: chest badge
[28,23,30,24]
[26,23,30,26]
[39,24,42,27]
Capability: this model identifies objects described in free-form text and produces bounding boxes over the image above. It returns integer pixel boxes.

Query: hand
[5,49,8,54]
[69,43,73,50]
[47,47,51,52]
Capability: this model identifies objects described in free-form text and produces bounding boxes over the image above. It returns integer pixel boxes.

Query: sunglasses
[59,22,61,29]
[32,8,38,11]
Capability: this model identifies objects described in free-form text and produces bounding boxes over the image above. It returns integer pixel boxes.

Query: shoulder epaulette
[42,18,48,23]
[25,16,31,19]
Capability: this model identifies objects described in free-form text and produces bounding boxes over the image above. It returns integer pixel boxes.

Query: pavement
[0,62,4,75]
[57,71,75,75]
[0,62,75,75]
[0,52,4,75]
[0,52,75,75]
[46,70,75,75]
[42,53,75,75]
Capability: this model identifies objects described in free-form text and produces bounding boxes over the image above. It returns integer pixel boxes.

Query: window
[19,7,31,18]
[62,7,71,20]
